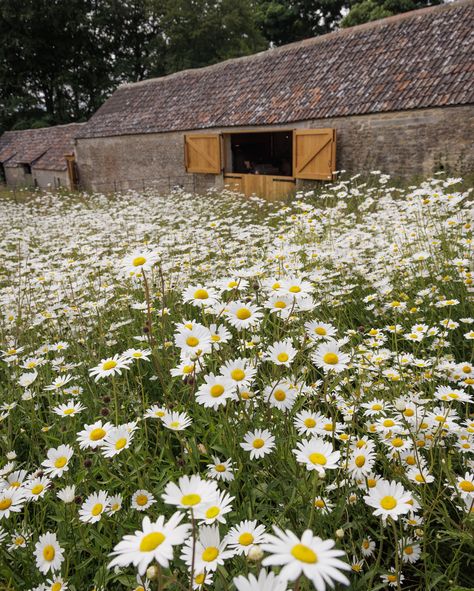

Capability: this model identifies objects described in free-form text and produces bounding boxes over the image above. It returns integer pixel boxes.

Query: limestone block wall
[75,105,474,193]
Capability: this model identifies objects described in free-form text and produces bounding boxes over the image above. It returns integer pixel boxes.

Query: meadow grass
[0,174,473,591]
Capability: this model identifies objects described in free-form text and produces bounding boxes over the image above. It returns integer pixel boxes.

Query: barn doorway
[229,131,293,176]
[223,130,295,199]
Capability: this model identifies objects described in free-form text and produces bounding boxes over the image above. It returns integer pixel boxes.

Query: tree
[341,0,443,28]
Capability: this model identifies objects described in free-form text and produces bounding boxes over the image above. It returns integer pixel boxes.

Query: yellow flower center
[236,308,251,320]
[383,419,395,427]
[289,285,301,293]
[238,532,254,546]
[103,360,117,370]
[90,427,106,441]
[210,384,225,398]
[274,301,286,309]
[309,452,327,465]
[404,546,414,555]
[228,281,238,288]
[462,365,472,374]
[186,336,199,347]
[231,369,245,381]
[277,352,289,363]
[31,484,44,495]
[253,438,265,449]
[43,545,55,561]
[136,495,149,506]
[355,455,366,467]
[291,543,318,563]
[372,403,383,411]
[391,438,404,448]
[140,532,165,551]
[323,352,339,365]
[91,503,103,516]
[183,365,194,374]
[274,389,286,401]
[54,456,67,468]
[380,495,397,510]
[315,326,327,336]
[133,256,146,267]
[63,408,75,415]
[202,546,219,562]
[404,408,414,417]
[314,499,325,508]
[194,289,209,300]
[215,464,226,472]
[459,480,474,492]
[211,334,221,342]
[52,583,63,591]
[387,574,397,582]
[181,494,201,506]
[195,574,205,584]
[304,418,316,428]
[0,498,12,510]
[115,437,127,450]
[205,506,220,519]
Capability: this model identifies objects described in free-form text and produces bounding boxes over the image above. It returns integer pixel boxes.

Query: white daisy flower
[79,490,109,523]
[240,429,275,460]
[34,531,64,574]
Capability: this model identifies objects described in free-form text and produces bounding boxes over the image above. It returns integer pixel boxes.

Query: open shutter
[293,129,336,180]
[184,134,221,174]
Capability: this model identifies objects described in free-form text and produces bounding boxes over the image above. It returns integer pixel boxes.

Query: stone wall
[4,166,70,189]
[75,105,474,193]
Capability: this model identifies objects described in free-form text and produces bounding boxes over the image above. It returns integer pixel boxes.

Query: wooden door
[293,129,336,180]
[66,155,79,189]
[184,134,221,174]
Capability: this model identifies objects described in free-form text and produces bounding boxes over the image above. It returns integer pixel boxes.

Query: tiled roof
[0,123,84,170]
[77,1,474,140]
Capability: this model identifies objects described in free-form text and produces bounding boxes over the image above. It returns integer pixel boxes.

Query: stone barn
[75,0,474,199]
[0,123,84,190]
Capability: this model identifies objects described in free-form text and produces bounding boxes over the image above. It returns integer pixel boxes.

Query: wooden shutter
[184,134,221,174]
[293,129,336,180]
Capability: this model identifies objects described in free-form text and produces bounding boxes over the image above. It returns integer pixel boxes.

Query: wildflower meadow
[0,175,473,591]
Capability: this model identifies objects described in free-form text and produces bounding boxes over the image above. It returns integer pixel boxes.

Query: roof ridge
[120,0,472,90]
[3,122,85,136]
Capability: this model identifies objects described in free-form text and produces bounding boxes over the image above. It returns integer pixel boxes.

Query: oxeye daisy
[131,490,156,512]
[162,474,219,511]
[220,358,257,388]
[195,373,236,409]
[45,576,67,591]
[0,487,25,519]
[162,410,192,431]
[181,524,235,573]
[89,354,131,381]
[122,249,160,276]
[208,323,232,347]
[305,320,337,341]
[41,445,74,478]
[454,472,474,496]
[264,381,297,411]
[195,490,234,524]
[294,410,324,436]
[312,496,334,515]
[143,405,167,419]
[280,277,313,299]
[266,339,297,366]
[293,437,341,474]
[107,494,123,515]
[226,301,263,330]
[399,538,421,563]
[52,400,85,418]
[261,526,350,589]
[77,420,113,449]
[240,429,275,459]
[363,479,412,521]
[233,569,288,591]
[9,529,31,550]
[34,531,64,574]
[206,456,235,482]
[101,426,134,458]
[175,324,212,357]
[24,476,51,502]
[44,374,75,392]
[79,490,109,523]
[265,294,294,318]
[108,513,191,575]
[312,342,350,373]
[227,520,266,555]
[360,537,376,557]
[184,285,220,308]
[347,448,376,479]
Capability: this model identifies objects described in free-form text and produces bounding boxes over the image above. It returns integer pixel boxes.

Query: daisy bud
[247,545,264,562]
[415,529,423,537]
[318,468,326,479]
[336,528,345,538]
[146,565,160,580]
[252,335,261,344]
[197,443,207,454]
[6,451,17,460]
[394,400,406,411]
